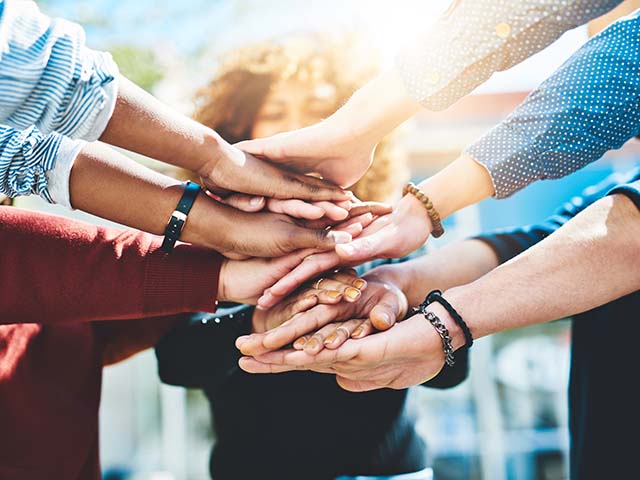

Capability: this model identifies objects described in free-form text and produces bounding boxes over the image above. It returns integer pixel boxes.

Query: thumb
[335,228,392,262]
[289,226,352,252]
[369,290,403,331]
[236,137,279,159]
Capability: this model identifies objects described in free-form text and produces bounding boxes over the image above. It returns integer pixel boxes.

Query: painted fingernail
[378,311,391,326]
[345,287,361,300]
[327,291,342,299]
[351,327,364,338]
[294,338,307,349]
[328,231,352,244]
[305,294,318,302]
[324,332,338,345]
[353,279,367,289]
[250,196,264,206]
[306,338,319,349]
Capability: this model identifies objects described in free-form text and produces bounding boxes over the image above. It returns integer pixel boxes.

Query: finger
[266,199,325,220]
[312,201,349,221]
[219,194,266,212]
[369,290,404,331]
[347,202,393,218]
[238,356,301,374]
[309,278,361,302]
[323,319,365,350]
[258,251,342,307]
[350,319,373,339]
[261,304,345,351]
[335,228,393,263]
[329,272,367,291]
[293,334,312,350]
[334,213,373,233]
[303,322,341,355]
[336,376,383,392]
[288,225,352,253]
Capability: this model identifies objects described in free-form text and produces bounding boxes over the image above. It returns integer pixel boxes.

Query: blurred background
[12,1,640,479]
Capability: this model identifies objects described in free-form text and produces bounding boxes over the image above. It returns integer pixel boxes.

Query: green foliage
[109,45,165,92]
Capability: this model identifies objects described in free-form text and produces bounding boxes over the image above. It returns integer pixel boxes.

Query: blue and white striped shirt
[0,0,118,206]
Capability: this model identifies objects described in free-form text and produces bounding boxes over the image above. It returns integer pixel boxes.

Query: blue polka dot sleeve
[466,11,640,198]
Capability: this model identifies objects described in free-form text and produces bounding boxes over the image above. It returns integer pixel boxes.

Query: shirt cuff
[607,179,640,211]
[44,138,85,208]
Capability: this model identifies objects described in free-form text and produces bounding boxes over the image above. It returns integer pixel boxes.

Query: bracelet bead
[402,182,445,238]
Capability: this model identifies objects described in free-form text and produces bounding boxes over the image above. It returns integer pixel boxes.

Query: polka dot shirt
[467,10,640,197]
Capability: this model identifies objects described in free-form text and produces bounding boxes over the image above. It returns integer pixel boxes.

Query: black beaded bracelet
[424,290,473,349]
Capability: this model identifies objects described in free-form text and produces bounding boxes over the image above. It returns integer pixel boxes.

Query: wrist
[217,258,231,302]
[424,302,466,352]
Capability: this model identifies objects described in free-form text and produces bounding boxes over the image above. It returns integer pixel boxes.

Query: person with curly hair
[157,36,457,480]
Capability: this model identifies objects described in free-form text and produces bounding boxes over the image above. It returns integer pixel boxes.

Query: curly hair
[188,35,409,202]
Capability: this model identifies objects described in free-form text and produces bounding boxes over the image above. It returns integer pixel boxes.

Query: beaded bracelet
[402,182,445,238]
[412,302,456,366]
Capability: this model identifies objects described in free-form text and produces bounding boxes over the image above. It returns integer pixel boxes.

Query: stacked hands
[234,266,458,392]
[202,123,447,393]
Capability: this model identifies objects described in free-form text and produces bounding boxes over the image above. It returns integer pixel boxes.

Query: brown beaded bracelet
[402,182,445,238]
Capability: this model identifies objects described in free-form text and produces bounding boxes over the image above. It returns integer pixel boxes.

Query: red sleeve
[0,207,222,324]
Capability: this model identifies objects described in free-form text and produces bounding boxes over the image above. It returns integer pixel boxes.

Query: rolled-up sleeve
[0,123,82,206]
[0,0,119,140]
[466,11,640,198]
[396,0,621,111]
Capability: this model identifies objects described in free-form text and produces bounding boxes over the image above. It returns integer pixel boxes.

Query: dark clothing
[476,167,640,480]
[156,298,468,480]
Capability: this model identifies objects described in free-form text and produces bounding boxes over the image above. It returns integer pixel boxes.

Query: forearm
[0,208,221,324]
[370,238,500,307]
[69,141,228,249]
[446,194,640,341]
[100,76,222,175]
[332,70,421,147]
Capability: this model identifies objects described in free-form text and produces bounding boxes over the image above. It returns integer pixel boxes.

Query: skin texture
[239,194,640,392]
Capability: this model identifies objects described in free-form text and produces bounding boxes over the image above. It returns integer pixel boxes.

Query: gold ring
[314,278,325,290]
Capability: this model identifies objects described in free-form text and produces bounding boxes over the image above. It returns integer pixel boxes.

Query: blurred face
[251,78,337,139]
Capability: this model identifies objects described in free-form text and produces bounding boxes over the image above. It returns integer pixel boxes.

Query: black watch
[161,181,202,253]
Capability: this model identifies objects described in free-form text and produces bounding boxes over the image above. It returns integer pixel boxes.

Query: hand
[237,271,408,356]
[236,118,376,189]
[236,70,421,188]
[186,194,365,258]
[239,305,456,392]
[197,134,350,202]
[251,270,366,334]
[255,194,430,306]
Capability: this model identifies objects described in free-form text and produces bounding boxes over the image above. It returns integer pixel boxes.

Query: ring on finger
[314,278,325,290]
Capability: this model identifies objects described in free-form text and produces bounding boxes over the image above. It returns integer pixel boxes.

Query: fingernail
[378,311,391,326]
[327,291,342,299]
[345,287,361,300]
[324,332,338,345]
[305,294,318,302]
[328,231,352,244]
[306,338,319,349]
[351,327,364,338]
[250,196,264,206]
[235,336,248,348]
[353,279,367,289]
[294,338,307,349]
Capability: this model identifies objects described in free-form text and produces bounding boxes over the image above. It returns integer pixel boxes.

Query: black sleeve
[475,167,640,264]
[155,305,253,390]
[421,348,469,389]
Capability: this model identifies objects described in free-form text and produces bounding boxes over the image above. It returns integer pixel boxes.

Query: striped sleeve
[0,123,82,205]
[0,0,119,141]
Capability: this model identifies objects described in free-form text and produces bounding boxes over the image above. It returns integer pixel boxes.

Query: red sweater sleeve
[1,207,222,324]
